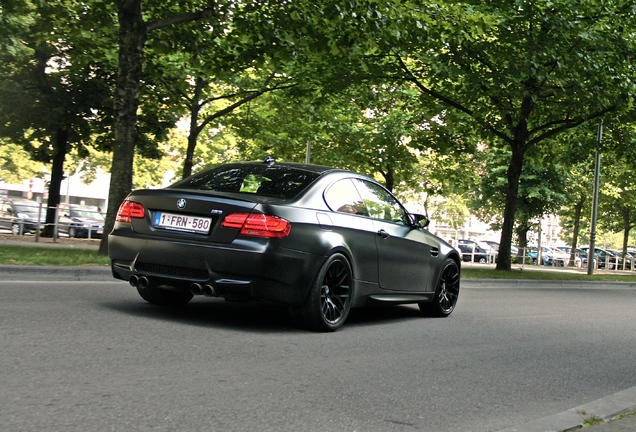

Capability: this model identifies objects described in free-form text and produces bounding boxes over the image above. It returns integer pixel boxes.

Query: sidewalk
[0,234,100,249]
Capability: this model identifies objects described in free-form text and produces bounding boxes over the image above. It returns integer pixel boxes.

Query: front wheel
[11,223,21,235]
[419,258,460,317]
[290,253,353,332]
[68,227,77,238]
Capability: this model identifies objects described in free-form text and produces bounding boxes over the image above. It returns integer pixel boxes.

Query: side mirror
[411,213,430,228]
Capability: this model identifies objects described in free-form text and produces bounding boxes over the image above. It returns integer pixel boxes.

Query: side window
[353,179,408,225]
[324,179,368,216]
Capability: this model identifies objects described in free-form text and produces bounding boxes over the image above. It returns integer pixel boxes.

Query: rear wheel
[419,258,460,317]
[137,286,193,307]
[11,223,20,235]
[290,253,353,332]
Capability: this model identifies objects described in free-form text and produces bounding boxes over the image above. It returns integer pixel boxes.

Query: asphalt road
[2,279,636,432]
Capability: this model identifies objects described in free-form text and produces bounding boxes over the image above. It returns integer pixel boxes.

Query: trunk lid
[126,189,259,244]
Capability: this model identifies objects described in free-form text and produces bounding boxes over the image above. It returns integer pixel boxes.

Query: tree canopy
[0,0,635,268]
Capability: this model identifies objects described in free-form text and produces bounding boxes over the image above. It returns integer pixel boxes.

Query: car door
[353,179,436,293]
[323,178,379,286]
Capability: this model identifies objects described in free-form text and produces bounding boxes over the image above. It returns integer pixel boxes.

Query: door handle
[377,229,390,239]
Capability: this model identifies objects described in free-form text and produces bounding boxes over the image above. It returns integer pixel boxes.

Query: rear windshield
[169,164,321,200]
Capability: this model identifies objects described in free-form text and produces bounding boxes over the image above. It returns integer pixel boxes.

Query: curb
[463,279,636,290]
[1,264,113,281]
[497,386,636,432]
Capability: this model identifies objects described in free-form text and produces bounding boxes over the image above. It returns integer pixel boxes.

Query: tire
[478,257,487,264]
[290,253,353,332]
[68,227,77,238]
[419,258,460,317]
[11,223,21,235]
[137,286,193,307]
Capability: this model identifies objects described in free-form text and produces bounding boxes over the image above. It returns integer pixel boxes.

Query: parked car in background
[608,250,634,270]
[0,198,45,235]
[457,239,491,263]
[555,246,584,267]
[544,246,570,267]
[527,247,543,265]
[57,205,105,238]
[511,245,534,264]
[479,240,500,252]
[579,247,622,269]
[108,158,462,331]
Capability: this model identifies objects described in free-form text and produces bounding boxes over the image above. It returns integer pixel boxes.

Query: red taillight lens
[221,213,291,238]
[221,213,249,230]
[116,200,145,223]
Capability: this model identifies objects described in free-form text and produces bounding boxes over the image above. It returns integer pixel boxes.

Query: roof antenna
[264,155,276,166]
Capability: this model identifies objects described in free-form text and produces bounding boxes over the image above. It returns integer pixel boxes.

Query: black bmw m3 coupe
[108,158,461,331]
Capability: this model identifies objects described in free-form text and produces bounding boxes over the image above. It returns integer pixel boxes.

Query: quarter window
[353,180,408,225]
[324,179,368,216]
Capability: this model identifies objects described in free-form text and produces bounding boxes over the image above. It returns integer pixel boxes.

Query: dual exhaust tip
[128,275,215,297]
[129,275,150,289]
[189,283,216,297]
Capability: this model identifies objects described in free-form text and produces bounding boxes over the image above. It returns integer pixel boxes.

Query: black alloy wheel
[290,253,353,332]
[419,258,460,317]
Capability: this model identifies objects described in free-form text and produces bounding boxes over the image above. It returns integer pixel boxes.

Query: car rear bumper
[108,231,323,305]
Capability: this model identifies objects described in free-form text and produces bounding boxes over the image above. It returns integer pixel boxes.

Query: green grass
[463,267,636,282]
[0,245,109,266]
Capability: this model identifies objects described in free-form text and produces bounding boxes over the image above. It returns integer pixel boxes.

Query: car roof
[214,160,350,175]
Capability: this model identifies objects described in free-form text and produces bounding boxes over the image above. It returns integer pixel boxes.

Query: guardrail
[459,244,635,272]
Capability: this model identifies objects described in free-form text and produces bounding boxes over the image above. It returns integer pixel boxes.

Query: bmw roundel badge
[177,198,187,210]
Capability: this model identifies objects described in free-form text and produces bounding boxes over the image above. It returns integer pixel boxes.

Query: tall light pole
[587,121,603,275]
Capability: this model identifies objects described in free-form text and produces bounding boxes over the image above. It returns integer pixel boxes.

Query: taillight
[221,213,291,238]
[116,200,145,223]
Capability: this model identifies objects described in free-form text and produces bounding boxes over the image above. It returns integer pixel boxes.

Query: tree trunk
[622,207,631,260]
[496,142,525,270]
[569,199,584,267]
[182,77,205,179]
[42,127,69,237]
[99,0,146,256]
[515,221,530,250]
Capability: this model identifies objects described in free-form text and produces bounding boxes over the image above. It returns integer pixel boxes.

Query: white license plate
[153,212,212,234]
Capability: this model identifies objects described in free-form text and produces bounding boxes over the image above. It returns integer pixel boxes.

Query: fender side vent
[431,247,439,257]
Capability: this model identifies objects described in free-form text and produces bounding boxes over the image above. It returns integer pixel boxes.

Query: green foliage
[1,0,636,266]
[468,144,567,229]
[0,139,46,183]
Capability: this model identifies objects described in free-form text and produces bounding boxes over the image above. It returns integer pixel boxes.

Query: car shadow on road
[101,297,426,333]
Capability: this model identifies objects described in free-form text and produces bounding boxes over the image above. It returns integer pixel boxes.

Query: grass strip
[0,245,109,266]
[463,267,636,282]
